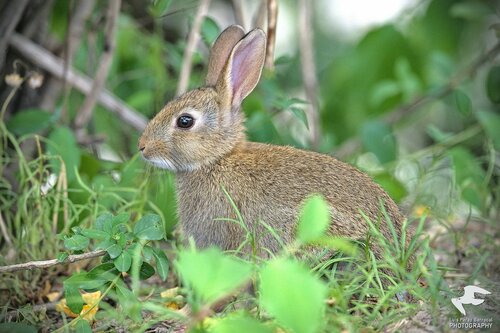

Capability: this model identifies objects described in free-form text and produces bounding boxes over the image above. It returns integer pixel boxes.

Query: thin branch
[253,0,267,30]
[176,0,211,96]
[0,250,105,273]
[231,0,247,30]
[0,0,30,72]
[298,0,320,149]
[74,0,121,130]
[9,33,148,131]
[334,40,500,159]
[264,0,278,70]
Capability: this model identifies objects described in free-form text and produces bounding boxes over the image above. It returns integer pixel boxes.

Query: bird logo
[451,285,491,316]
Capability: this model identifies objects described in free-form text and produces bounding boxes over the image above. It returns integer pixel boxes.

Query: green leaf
[143,245,154,261]
[259,258,327,333]
[153,248,170,281]
[212,314,274,333]
[64,235,89,251]
[112,212,131,226]
[449,147,486,209]
[108,243,123,259]
[476,111,500,150]
[80,228,109,240]
[96,213,113,233]
[86,263,119,284]
[0,322,38,333]
[5,108,54,135]
[453,90,472,115]
[289,107,309,129]
[115,279,142,322]
[372,172,407,202]
[134,214,164,240]
[201,16,220,46]
[75,320,92,333]
[63,282,84,314]
[486,65,500,104]
[139,262,155,280]
[46,126,81,182]
[114,251,132,272]
[297,195,330,243]
[57,252,69,262]
[361,120,397,164]
[176,248,252,304]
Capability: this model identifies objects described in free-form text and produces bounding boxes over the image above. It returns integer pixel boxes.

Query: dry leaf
[56,291,101,322]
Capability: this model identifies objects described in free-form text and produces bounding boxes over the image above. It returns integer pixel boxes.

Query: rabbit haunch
[139,25,409,259]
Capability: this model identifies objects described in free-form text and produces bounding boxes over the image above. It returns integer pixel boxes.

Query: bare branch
[334,40,500,159]
[74,0,121,130]
[0,0,30,72]
[9,33,148,131]
[176,0,211,96]
[264,0,278,70]
[253,0,267,30]
[0,250,105,273]
[231,0,247,30]
[298,0,320,149]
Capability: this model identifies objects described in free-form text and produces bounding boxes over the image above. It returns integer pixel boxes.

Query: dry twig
[264,0,278,70]
[231,0,247,30]
[176,0,211,96]
[9,33,148,130]
[298,0,321,149]
[74,0,121,131]
[0,250,106,273]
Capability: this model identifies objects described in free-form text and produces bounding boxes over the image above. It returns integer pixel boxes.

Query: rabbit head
[138,25,266,172]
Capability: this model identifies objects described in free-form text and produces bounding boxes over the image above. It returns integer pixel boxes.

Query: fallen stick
[0,250,105,273]
[9,32,148,131]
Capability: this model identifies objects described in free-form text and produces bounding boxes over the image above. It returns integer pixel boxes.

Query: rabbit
[138,25,411,263]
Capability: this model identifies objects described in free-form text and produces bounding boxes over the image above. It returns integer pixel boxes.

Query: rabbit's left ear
[217,29,266,109]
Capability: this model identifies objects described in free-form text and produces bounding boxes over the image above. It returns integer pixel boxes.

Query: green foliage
[176,248,252,306]
[297,194,330,243]
[259,258,327,333]
[5,108,55,135]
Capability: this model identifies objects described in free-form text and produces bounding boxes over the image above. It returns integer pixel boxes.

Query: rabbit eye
[176,114,194,129]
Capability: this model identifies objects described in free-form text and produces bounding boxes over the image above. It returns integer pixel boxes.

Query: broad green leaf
[201,16,220,46]
[80,229,109,240]
[449,147,486,209]
[57,252,69,262]
[259,258,327,333]
[369,80,401,107]
[64,277,84,313]
[211,314,274,333]
[453,90,472,115]
[315,237,358,256]
[115,279,142,322]
[143,245,154,261]
[114,251,132,272]
[149,0,172,17]
[96,213,113,233]
[75,320,92,333]
[134,214,164,240]
[297,195,330,243]
[46,126,81,182]
[64,235,89,251]
[5,108,54,135]
[153,248,170,281]
[476,111,500,150]
[486,65,500,104]
[139,262,155,280]
[289,107,309,129]
[112,212,131,226]
[372,172,407,202]
[361,120,397,164]
[176,248,252,304]
[86,263,119,287]
[103,241,123,259]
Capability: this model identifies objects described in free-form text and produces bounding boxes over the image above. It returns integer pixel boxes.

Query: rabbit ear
[206,25,246,86]
[217,28,266,109]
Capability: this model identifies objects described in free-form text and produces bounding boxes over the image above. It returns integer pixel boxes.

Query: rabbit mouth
[147,157,177,171]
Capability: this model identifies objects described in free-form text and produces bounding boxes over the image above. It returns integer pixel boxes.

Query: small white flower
[28,72,44,89]
[5,73,23,87]
[41,173,58,196]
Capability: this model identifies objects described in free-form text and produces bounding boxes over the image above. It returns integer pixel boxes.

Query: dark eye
[176,114,194,129]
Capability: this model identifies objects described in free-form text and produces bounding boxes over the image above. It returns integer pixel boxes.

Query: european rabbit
[139,25,410,261]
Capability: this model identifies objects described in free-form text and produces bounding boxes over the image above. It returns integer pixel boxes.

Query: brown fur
[138,26,410,262]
